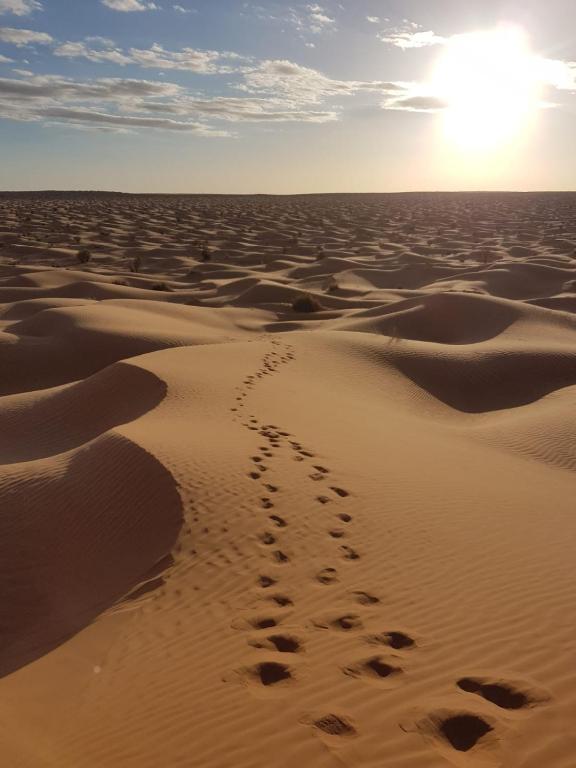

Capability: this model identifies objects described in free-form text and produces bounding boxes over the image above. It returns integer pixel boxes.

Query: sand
[0,191,575,767]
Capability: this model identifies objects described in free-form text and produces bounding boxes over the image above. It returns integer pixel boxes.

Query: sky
[0,0,575,192]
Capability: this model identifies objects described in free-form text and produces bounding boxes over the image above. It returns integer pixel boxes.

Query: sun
[432,27,543,153]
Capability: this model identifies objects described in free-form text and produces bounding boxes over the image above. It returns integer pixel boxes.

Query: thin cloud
[55,40,246,73]
[383,94,447,112]
[138,95,338,122]
[0,74,182,101]
[244,3,336,41]
[306,4,335,33]
[35,106,228,134]
[129,44,243,73]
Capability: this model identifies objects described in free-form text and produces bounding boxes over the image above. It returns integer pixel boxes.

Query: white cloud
[539,58,576,91]
[0,0,42,16]
[0,25,52,45]
[241,59,401,104]
[378,27,446,49]
[0,52,13,61]
[173,4,195,12]
[101,0,157,11]
[366,16,380,24]
[0,71,339,133]
[54,41,132,65]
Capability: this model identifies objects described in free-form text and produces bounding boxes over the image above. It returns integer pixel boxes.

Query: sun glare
[432,27,542,153]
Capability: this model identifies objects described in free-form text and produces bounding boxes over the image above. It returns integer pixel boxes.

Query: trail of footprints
[226,340,549,756]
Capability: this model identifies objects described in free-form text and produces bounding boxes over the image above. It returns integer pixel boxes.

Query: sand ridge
[0,192,575,767]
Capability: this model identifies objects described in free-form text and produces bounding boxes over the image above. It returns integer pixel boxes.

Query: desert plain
[0,191,575,768]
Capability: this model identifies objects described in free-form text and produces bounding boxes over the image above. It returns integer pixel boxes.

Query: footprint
[331,487,350,498]
[341,545,360,561]
[457,678,533,710]
[259,532,276,546]
[272,550,290,564]
[252,634,301,653]
[338,513,352,523]
[250,617,280,629]
[313,466,329,474]
[344,656,402,683]
[269,514,287,528]
[249,472,261,480]
[310,472,326,482]
[258,575,276,588]
[261,498,274,510]
[270,594,293,607]
[317,496,331,505]
[264,484,279,493]
[316,567,339,585]
[352,591,380,606]
[252,661,293,687]
[365,631,415,649]
[315,614,363,631]
[311,714,356,738]
[329,529,345,539]
[438,714,493,752]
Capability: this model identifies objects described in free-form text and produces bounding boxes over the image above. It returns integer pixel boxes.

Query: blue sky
[0,0,575,192]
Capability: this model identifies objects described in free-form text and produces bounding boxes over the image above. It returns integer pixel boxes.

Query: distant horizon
[1,189,576,197]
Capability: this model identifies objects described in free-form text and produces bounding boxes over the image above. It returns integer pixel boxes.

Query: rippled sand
[1,191,575,768]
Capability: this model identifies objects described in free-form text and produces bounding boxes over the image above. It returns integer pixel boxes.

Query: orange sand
[0,191,575,767]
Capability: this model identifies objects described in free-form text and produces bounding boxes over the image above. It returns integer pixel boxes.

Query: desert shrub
[77,248,91,264]
[291,294,324,313]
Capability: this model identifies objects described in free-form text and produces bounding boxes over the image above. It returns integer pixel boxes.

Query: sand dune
[0,192,575,767]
